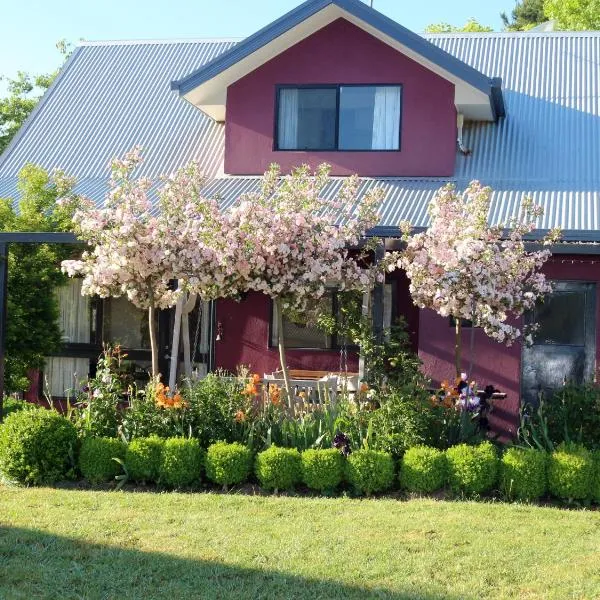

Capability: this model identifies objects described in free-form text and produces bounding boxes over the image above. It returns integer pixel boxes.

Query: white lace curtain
[371,86,401,150]
[278,88,299,149]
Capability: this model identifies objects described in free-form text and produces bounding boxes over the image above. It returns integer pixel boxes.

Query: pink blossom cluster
[397,181,560,346]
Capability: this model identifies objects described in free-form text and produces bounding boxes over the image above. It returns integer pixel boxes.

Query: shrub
[593,451,600,504]
[0,408,77,485]
[255,446,301,491]
[2,397,35,418]
[500,447,547,501]
[205,442,252,488]
[125,436,164,483]
[399,446,446,493]
[301,449,344,492]
[159,437,203,488]
[547,442,594,501]
[446,442,498,495]
[78,437,126,484]
[345,449,395,496]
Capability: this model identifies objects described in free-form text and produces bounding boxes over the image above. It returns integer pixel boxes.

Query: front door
[521,281,596,406]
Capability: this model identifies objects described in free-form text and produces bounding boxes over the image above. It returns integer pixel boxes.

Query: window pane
[278,88,336,150]
[339,86,400,150]
[56,279,91,343]
[533,292,586,346]
[103,297,151,349]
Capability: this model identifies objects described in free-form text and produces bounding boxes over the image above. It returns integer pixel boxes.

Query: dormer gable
[172,0,504,123]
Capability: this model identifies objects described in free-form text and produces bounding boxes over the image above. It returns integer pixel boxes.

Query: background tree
[0,41,71,154]
[0,164,77,392]
[425,19,493,33]
[398,181,560,377]
[501,0,546,30]
[544,0,600,30]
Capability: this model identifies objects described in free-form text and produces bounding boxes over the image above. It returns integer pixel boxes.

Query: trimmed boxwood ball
[446,442,498,495]
[0,407,77,485]
[159,437,203,488]
[255,446,301,492]
[399,445,446,494]
[79,437,126,484]
[500,447,547,501]
[301,448,344,492]
[345,449,395,496]
[125,436,164,484]
[205,441,252,488]
[548,442,594,501]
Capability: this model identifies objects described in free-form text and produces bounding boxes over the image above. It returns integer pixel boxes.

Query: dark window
[276,85,401,151]
[103,296,151,350]
[533,292,586,346]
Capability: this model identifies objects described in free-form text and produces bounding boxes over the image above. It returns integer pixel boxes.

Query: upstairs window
[276,85,401,151]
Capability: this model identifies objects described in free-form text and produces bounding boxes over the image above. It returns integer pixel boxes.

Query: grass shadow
[0,525,471,600]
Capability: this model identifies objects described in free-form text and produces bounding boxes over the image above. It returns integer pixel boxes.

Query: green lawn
[1,487,599,599]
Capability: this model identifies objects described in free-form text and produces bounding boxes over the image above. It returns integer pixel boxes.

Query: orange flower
[298,391,306,399]
[440,380,450,391]
[360,383,369,393]
[269,385,281,406]
[243,383,257,396]
[235,409,246,423]
[252,373,261,384]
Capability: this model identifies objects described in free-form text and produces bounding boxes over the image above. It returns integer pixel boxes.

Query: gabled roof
[171,0,504,122]
[0,32,599,233]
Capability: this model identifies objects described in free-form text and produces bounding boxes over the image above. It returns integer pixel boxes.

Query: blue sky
[2,0,509,90]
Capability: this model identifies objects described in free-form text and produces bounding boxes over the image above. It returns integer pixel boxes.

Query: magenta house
[0,0,599,439]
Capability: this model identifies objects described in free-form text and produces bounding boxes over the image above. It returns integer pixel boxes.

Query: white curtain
[278,88,299,149]
[57,279,90,343]
[371,86,401,150]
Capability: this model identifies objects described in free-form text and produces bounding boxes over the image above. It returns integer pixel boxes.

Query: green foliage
[519,384,600,451]
[501,0,546,30]
[399,446,447,493]
[547,442,594,501]
[424,19,494,32]
[159,437,203,488]
[544,0,600,30]
[446,442,498,495]
[0,407,77,484]
[301,448,344,492]
[125,436,164,484]
[78,437,126,484]
[73,346,132,438]
[205,442,253,487]
[592,451,600,504]
[122,372,249,443]
[368,386,437,457]
[0,164,79,392]
[345,449,395,496]
[255,446,302,491]
[2,397,36,418]
[500,447,547,501]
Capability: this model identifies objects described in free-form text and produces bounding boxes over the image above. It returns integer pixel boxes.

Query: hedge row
[2,408,600,501]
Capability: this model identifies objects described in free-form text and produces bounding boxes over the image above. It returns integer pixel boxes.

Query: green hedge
[446,442,498,495]
[159,437,204,488]
[205,442,252,488]
[345,449,395,496]
[548,442,594,501]
[79,437,126,484]
[301,449,344,492]
[500,447,547,501]
[0,408,77,485]
[126,436,164,484]
[255,446,301,491]
[399,446,446,493]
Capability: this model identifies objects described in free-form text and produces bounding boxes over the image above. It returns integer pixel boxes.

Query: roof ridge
[78,37,242,47]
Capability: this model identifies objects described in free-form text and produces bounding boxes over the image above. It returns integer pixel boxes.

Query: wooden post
[0,243,8,420]
[274,297,292,406]
[168,294,185,390]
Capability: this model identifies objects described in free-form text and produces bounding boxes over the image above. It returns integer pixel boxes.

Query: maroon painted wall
[225,18,456,177]
[214,292,358,375]
[418,256,600,440]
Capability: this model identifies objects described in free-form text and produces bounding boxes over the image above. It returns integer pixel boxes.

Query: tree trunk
[274,297,292,407]
[454,318,462,378]
[148,287,159,378]
[168,294,185,390]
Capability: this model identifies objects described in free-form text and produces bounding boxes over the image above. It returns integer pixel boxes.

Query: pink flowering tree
[398,181,560,378]
[223,164,385,400]
[61,148,225,377]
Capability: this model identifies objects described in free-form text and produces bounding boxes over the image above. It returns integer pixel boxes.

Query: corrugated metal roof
[0,31,599,232]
